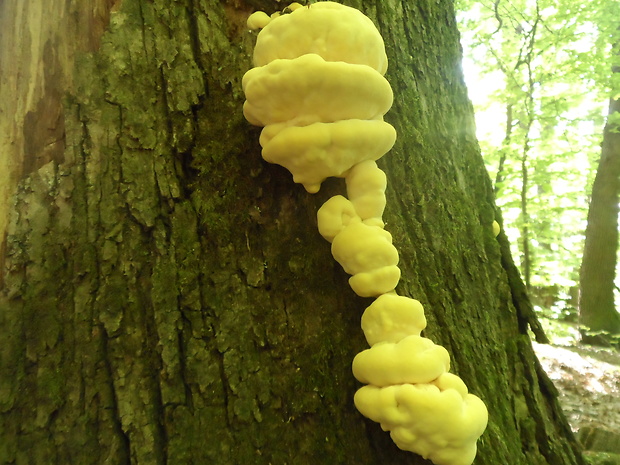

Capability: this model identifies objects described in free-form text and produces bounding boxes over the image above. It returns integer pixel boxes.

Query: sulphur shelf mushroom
[242,3,488,464]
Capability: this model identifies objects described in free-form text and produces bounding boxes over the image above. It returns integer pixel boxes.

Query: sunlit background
[455,0,617,341]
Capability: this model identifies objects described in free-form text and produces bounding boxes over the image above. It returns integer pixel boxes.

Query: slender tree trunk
[519,49,538,292]
[520,138,532,289]
[579,92,620,345]
[0,1,585,464]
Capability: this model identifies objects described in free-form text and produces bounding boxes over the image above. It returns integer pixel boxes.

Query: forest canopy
[456,0,619,336]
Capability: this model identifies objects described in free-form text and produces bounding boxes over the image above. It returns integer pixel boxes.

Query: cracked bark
[0,0,586,464]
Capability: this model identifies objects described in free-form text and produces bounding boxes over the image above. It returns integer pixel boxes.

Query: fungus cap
[317,195,360,243]
[345,160,388,222]
[331,222,398,276]
[329,221,400,296]
[287,2,304,11]
[352,335,450,386]
[492,220,500,237]
[349,265,401,297]
[361,294,427,346]
[242,54,393,127]
[247,11,271,30]
[432,372,469,398]
[253,1,388,74]
[260,120,395,193]
[354,383,488,465]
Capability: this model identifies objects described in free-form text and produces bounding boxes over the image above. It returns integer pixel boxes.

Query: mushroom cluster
[242,3,488,464]
[243,2,395,194]
[353,295,488,465]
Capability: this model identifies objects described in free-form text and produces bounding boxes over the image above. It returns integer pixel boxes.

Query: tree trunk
[579,93,620,346]
[0,1,586,464]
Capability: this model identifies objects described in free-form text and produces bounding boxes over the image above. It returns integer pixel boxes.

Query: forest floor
[533,337,620,463]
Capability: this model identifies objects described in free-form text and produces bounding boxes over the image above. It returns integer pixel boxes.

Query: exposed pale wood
[0,0,119,281]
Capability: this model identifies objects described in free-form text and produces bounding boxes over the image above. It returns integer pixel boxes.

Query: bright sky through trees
[456,0,615,317]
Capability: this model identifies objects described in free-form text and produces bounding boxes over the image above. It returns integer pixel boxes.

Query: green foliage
[537,317,580,345]
[456,0,617,316]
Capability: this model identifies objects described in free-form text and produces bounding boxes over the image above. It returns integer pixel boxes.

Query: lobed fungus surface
[242,3,488,464]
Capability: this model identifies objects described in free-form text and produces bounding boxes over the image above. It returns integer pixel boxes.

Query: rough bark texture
[0,0,586,464]
[0,0,120,284]
[579,95,620,345]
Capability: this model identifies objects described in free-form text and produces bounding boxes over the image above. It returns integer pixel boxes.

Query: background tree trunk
[0,1,586,464]
[578,93,620,345]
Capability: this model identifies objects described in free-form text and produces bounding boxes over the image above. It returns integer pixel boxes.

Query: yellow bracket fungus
[242,54,393,127]
[331,221,400,297]
[242,3,488,464]
[260,120,395,194]
[352,335,451,386]
[361,294,427,346]
[249,2,388,74]
[316,195,360,242]
[354,380,488,465]
[346,160,388,228]
[492,220,501,237]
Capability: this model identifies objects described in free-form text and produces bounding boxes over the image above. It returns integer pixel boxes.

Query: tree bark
[579,93,620,345]
[0,1,586,464]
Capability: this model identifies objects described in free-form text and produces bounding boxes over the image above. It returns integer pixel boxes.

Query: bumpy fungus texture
[243,3,395,194]
[243,4,488,464]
